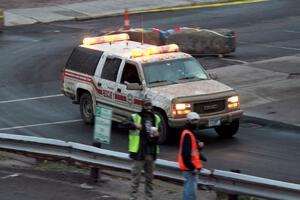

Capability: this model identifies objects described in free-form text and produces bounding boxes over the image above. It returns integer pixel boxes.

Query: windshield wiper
[148,80,169,84]
[148,80,178,86]
[177,76,197,80]
[176,76,207,82]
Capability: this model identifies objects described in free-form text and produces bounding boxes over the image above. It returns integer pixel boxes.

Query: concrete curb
[207,54,300,130]
[2,0,264,27]
[242,115,300,132]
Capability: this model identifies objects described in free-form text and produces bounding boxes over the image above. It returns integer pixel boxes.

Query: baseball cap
[187,112,200,121]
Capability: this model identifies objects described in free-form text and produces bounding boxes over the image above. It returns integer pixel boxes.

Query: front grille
[194,100,225,114]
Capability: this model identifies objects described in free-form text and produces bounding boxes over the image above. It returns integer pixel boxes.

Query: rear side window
[101,57,122,81]
[65,47,103,75]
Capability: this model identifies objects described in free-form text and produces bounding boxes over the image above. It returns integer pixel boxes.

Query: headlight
[173,103,192,116]
[228,96,239,103]
[175,103,191,110]
[227,96,240,109]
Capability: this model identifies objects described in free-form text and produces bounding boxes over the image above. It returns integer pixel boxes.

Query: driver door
[116,61,144,113]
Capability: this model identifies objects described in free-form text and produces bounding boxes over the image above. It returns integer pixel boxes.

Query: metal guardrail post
[89,142,102,183]
[228,170,240,200]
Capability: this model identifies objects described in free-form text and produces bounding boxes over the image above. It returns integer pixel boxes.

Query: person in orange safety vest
[178,112,207,200]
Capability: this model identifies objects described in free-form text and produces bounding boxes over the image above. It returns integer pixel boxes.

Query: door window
[121,62,141,85]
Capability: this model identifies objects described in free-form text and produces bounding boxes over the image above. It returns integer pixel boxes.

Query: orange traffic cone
[124,8,130,30]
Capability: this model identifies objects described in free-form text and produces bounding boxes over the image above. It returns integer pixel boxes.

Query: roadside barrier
[107,27,236,56]
[0,133,299,200]
[165,28,236,56]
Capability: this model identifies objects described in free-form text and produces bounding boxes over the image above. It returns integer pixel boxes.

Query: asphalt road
[0,0,300,184]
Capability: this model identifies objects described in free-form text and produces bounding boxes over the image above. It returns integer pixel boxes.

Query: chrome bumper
[168,109,243,128]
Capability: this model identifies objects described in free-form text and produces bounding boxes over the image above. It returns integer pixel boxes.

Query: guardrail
[0,133,300,200]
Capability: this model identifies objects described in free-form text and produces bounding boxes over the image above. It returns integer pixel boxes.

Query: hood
[149,80,234,100]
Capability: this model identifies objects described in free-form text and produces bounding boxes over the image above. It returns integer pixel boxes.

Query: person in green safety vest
[123,98,161,200]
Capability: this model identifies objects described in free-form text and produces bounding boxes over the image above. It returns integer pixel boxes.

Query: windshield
[142,58,209,87]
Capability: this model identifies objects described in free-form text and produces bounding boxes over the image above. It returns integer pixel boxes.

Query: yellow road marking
[130,0,267,14]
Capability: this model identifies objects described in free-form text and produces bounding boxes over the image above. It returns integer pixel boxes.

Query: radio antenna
[141,15,144,45]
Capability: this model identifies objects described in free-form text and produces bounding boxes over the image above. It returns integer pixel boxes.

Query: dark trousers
[129,154,154,200]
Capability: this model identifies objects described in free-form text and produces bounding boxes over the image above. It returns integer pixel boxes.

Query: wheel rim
[83,99,92,118]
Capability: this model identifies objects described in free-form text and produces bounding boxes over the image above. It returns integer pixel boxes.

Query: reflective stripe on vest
[154,114,161,154]
[191,150,199,156]
[178,130,203,170]
[128,113,160,154]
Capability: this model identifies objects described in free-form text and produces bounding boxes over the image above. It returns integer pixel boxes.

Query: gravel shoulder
[0,151,217,200]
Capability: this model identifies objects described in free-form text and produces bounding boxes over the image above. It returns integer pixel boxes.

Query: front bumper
[168,109,243,128]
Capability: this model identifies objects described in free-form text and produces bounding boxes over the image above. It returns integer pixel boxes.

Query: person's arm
[181,134,195,171]
[146,115,160,143]
[146,126,159,144]
[197,141,207,162]
[200,153,207,162]
[119,117,139,130]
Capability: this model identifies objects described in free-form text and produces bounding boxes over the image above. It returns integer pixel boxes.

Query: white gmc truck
[61,33,243,143]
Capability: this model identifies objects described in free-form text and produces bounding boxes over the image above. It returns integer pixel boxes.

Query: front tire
[215,120,239,138]
[154,110,169,144]
[80,93,94,124]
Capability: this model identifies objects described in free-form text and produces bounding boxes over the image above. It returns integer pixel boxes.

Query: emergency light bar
[83,33,130,45]
[130,44,179,58]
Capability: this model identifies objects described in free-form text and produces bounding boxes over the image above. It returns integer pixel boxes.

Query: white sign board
[94,104,112,144]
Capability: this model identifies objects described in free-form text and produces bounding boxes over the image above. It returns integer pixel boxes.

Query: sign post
[90,104,112,183]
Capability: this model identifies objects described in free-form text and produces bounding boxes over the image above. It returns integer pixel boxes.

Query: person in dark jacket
[122,98,161,200]
[178,112,207,200]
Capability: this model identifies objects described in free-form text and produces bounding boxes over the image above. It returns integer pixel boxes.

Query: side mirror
[126,83,143,90]
[209,73,218,80]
